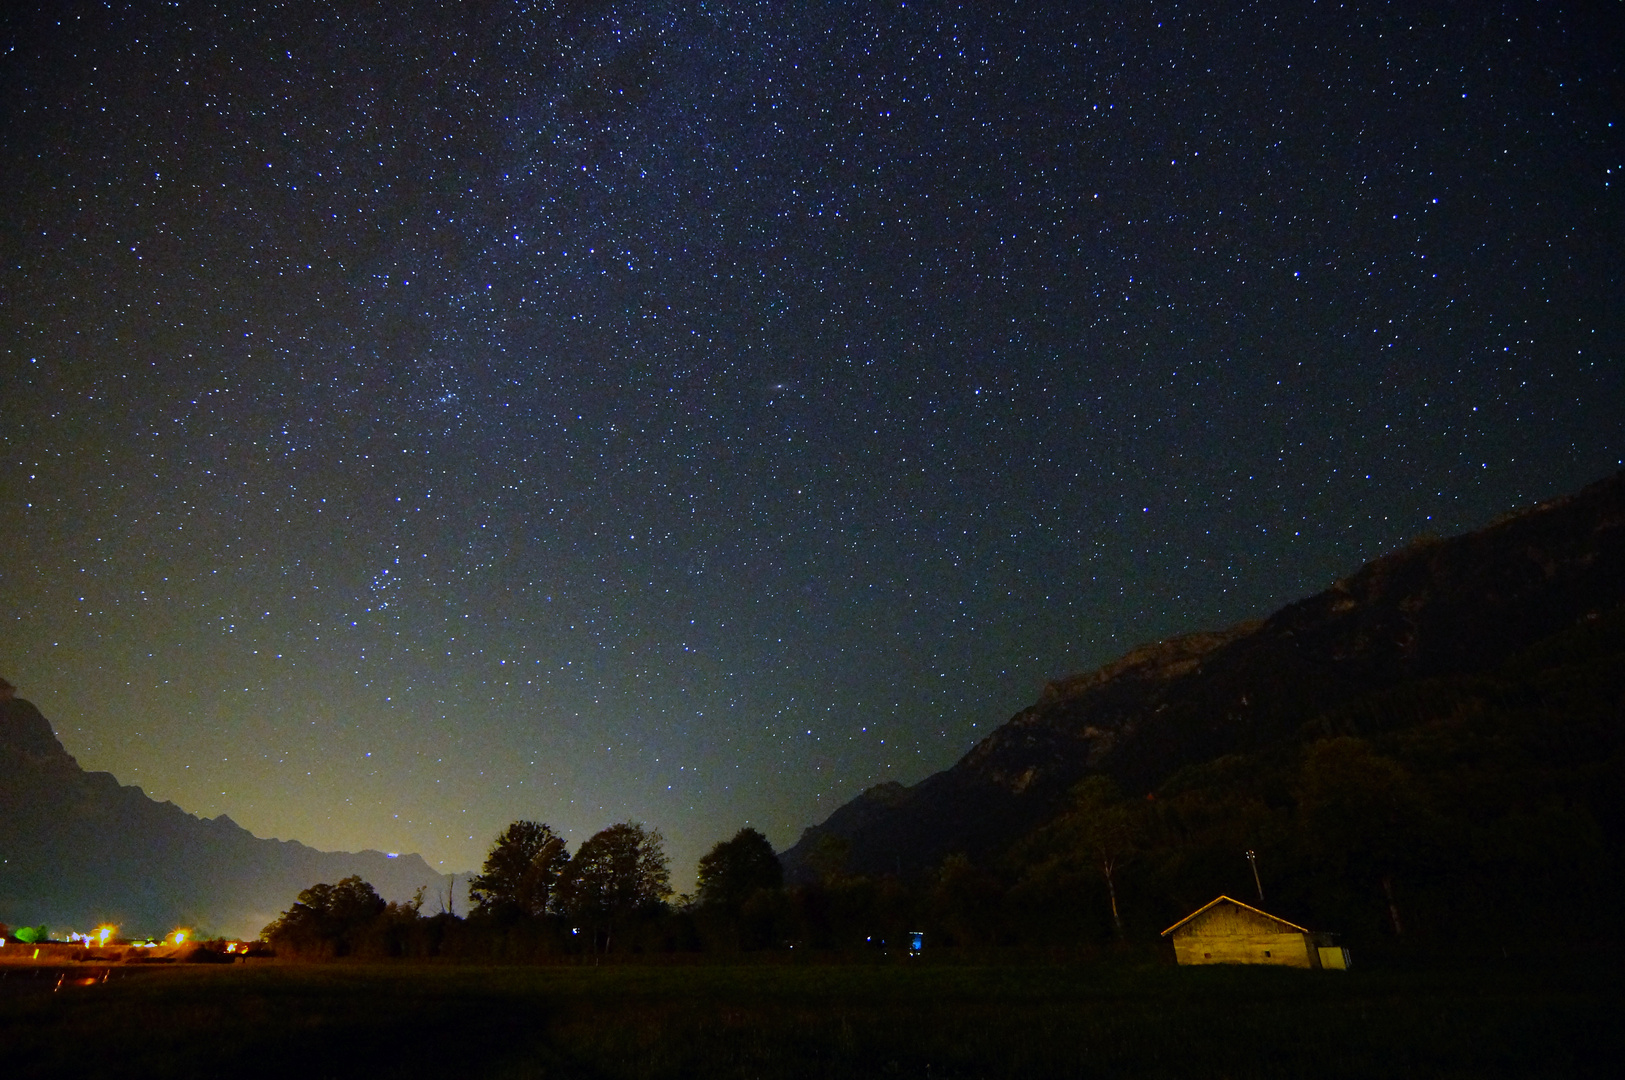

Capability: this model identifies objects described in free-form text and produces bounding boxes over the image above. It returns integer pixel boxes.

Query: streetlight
[1245,850,1264,903]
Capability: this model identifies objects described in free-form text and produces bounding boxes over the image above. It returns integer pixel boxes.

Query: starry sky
[2,1,1621,887]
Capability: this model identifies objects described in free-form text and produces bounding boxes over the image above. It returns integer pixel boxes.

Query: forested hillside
[989,602,1625,946]
[778,472,1625,948]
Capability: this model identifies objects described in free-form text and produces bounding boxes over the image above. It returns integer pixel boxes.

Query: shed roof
[1159,895,1312,937]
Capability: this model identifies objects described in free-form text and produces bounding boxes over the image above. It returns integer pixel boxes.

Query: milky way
[3,1,1620,884]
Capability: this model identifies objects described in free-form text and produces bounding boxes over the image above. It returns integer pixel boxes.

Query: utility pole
[1245,850,1264,904]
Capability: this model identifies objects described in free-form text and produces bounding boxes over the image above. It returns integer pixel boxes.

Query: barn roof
[1159,895,1312,937]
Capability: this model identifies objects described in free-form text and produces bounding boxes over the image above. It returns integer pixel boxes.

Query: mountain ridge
[0,690,458,939]
[781,471,1625,881]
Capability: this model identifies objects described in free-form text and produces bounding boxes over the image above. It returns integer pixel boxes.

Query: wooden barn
[1161,896,1349,969]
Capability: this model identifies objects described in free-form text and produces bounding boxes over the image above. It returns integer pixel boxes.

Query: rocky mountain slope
[0,694,456,938]
[781,471,1625,881]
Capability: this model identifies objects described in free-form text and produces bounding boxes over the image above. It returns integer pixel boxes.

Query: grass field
[1,954,1618,1079]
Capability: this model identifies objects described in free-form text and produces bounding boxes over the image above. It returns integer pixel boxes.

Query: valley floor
[0,953,1617,1078]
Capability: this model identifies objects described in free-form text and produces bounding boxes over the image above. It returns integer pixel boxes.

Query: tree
[558,822,671,952]
[469,820,571,921]
[696,827,785,951]
[1297,736,1435,936]
[696,827,783,912]
[261,876,386,957]
[1018,776,1143,938]
[931,853,1006,946]
[806,833,852,885]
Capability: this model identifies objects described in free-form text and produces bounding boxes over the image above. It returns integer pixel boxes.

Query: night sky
[2,1,1621,887]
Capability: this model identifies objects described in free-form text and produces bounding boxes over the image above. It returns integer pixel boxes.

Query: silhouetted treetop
[697,827,782,912]
[469,820,570,920]
[559,822,671,944]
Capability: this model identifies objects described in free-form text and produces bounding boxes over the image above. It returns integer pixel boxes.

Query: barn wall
[1170,904,1316,967]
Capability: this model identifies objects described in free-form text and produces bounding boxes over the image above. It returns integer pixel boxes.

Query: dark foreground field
[0,955,1618,1079]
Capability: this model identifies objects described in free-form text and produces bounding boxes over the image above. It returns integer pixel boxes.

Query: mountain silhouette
[781,471,1625,881]
[0,689,457,938]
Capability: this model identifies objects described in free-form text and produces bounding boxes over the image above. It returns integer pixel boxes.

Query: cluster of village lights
[58,927,191,948]
[0,928,268,954]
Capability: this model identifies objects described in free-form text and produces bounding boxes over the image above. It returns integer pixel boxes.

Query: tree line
[261,820,783,960]
[264,603,1625,960]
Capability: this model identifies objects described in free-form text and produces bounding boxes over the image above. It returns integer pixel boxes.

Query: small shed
[1161,895,1347,969]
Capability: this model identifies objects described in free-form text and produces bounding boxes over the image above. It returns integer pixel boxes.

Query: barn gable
[1161,895,1327,968]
